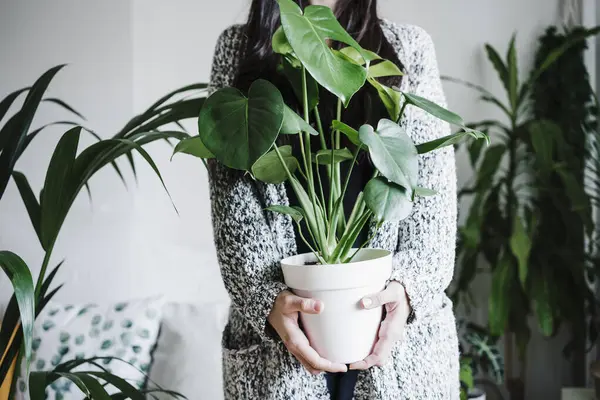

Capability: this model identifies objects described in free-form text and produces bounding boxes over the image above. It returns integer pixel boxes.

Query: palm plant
[1,65,207,398]
[448,27,600,399]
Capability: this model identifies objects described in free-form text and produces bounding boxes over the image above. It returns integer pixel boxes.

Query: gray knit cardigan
[207,20,459,400]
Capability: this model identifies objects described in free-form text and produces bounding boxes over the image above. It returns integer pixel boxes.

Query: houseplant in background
[173,0,487,364]
[0,65,207,398]
[447,27,600,399]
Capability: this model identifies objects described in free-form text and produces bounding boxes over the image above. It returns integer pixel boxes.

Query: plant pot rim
[281,248,392,291]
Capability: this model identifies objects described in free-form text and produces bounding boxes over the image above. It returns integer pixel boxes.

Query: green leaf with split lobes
[252,145,298,184]
[198,79,284,170]
[276,0,370,106]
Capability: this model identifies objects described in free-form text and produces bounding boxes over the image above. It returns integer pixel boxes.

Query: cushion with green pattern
[15,297,164,399]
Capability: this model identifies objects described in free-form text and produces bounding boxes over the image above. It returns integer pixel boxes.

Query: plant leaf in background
[276,0,369,105]
[198,79,284,170]
[0,251,34,378]
[509,215,532,288]
[359,119,418,191]
[252,146,298,184]
[331,120,360,146]
[489,254,515,336]
[0,65,65,198]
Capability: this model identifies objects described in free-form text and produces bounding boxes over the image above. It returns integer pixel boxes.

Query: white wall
[0,0,584,399]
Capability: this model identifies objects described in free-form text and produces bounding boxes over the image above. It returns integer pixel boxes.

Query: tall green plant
[174,0,488,265]
[1,65,205,398]
[448,27,600,398]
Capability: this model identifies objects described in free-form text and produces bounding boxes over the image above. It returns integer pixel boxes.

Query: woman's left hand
[349,281,411,370]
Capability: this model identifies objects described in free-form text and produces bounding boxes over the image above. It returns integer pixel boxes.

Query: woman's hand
[349,281,411,370]
[268,290,348,375]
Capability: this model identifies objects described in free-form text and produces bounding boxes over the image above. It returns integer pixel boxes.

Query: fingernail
[314,300,323,313]
[362,298,373,309]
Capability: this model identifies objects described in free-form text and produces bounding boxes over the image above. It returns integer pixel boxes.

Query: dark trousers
[325,369,359,400]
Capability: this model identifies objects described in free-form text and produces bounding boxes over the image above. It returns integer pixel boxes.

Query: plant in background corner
[447,26,600,399]
[1,64,207,398]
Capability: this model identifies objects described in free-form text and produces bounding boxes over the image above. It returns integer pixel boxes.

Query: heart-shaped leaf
[281,105,318,136]
[199,79,284,170]
[251,145,298,184]
[277,0,370,105]
[265,204,304,223]
[172,136,214,160]
[359,119,418,190]
[313,148,353,165]
[364,177,413,222]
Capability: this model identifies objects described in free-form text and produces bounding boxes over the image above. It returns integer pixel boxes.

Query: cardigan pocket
[222,343,266,399]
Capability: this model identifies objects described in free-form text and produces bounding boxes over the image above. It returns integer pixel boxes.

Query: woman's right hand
[267,290,348,375]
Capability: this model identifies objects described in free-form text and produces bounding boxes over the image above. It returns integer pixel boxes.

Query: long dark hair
[234,0,403,137]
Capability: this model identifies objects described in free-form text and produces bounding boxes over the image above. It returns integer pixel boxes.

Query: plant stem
[34,242,55,303]
[398,97,409,123]
[344,221,382,263]
[295,222,326,264]
[314,107,328,150]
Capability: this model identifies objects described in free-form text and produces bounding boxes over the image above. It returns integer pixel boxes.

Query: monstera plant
[173,0,488,365]
[1,65,205,398]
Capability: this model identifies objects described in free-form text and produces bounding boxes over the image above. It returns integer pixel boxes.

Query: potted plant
[174,0,487,363]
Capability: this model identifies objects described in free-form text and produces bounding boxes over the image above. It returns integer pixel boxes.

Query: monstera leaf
[276,0,374,105]
[358,119,418,191]
[364,177,413,222]
[198,79,284,170]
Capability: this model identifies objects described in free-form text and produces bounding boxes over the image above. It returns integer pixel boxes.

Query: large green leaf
[251,145,298,184]
[0,251,35,376]
[359,119,418,190]
[281,105,318,136]
[171,136,214,160]
[416,129,488,154]
[364,177,413,222]
[276,0,369,105]
[198,79,284,170]
[489,253,514,336]
[509,215,531,288]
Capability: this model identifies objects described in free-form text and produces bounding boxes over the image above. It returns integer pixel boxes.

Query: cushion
[15,296,164,399]
[149,300,230,399]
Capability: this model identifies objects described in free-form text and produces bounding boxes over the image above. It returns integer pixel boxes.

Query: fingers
[361,281,405,310]
[283,322,347,374]
[349,311,406,370]
[280,292,323,314]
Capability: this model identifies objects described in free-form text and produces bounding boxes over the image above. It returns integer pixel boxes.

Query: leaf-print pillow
[15,297,164,399]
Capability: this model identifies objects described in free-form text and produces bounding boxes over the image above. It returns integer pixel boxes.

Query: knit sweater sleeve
[389,26,458,321]
[207,26,288,341]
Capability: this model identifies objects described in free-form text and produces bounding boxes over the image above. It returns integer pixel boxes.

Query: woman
[207,0,459,399]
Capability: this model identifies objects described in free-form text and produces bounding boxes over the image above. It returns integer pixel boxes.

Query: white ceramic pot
[281,248,392,364]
